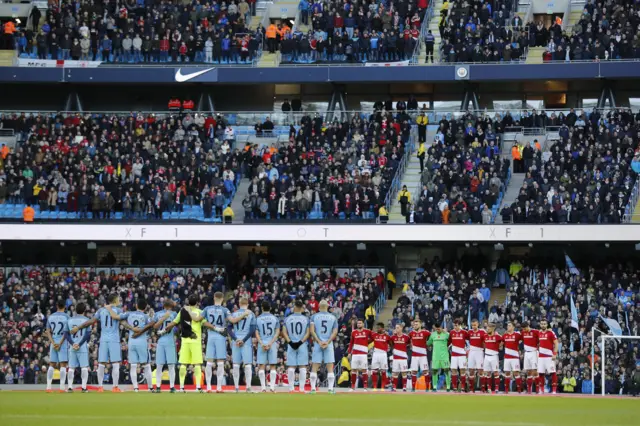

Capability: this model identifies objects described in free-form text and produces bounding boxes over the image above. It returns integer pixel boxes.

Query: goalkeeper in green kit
[428,323,451,392]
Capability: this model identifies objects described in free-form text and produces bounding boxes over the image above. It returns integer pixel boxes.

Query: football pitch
[0,392,638,426]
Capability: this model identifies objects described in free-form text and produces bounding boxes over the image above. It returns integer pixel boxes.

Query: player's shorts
[68,350,89,368]
[312,342,335,365]
[537,357,556,374]
[205,336,227,361]
[468,350,484,369]
[451,356,467,370]
[49,342,69,363]
[128,342,150,364]
[286,342,308,367]
[98,341,121,363]
[257,343,278,365]
[524,351,538,370]
[503,358,521,372]
[178,339,203,365]
[350,354,368,370]
[392,359,408,374]
[482,355,500,373]
[371,351,388,370]
[232,341,254,365]
[432,358,450,370]
[410,356,429,372]
[156,342,177,365]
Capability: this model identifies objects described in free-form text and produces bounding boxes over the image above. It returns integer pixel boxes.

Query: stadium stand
[12,1,263,65]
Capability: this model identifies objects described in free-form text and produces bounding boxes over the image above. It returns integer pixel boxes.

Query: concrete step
[257,52,277,67]
[525,46,545,64]
[0,50,14,67]
[377,288,401,324]
[489,288,508,307]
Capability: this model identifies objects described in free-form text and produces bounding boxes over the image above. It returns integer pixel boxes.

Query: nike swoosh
[175,67,215,82]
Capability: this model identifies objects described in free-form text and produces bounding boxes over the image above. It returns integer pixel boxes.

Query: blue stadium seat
[170,212,180,219]
[67,212,78,219]
[40,211,50,219]
[162,212,170,220]
[115,212,123,220]
[58,212,68,219]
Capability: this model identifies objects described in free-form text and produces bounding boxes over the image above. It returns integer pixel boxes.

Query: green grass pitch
[0,392,637,426]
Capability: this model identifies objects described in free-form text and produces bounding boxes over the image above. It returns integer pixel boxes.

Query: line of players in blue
[45,292,339,393]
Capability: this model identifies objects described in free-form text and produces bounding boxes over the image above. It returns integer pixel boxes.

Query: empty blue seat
[40,211,50,219]
[58,212,68,219]
[115,212,123,220]
[162,212,170,220]
[170,212,180,219]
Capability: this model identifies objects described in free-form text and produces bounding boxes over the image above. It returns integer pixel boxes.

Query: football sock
[445,371,451,390]
[310,372,318,390]
[112,363,120,387]
[538,375,545,393]
[402,376,407,390]
[59,367,67,391]
[130,364,139,388]
[244,365,252,390]
[425,373,431,390]
[361,372,368,389]
[144,365,152,390]
[81,368,88,389]
[179,365,187,389]
[97,364,105,387]
[168,365,176,388]
[494,375,500,392]
[327,372,335,390]
[505,376,511,393]
[452,374,458,390]
[551,373,558,393]
[287,368,295,391]
[259,369,266,390]
[216,362,224,390]
[46,366,54,389]
[526,377,533,393]
[232,364,241,388]
[299,368,307,392]
[412,374,418,390]
[67,368,74,389]
[351,372,357,389]
[469,374,475,391]
[205,362,214,390]
[461,375,467,391]
[516,376,523,392]
[193,365,202,389]
[381,371,388,388]
[156,365,164,390]
[371,371,379,389]
[269,369,277,389]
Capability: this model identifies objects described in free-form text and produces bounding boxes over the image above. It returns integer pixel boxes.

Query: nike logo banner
[174,68,217,82]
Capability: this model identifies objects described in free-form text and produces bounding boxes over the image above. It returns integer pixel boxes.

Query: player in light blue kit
[117,299,156,392]
[45,299,70,392]
[229,297,256,392]
[310,300,339,393]
[71,293,128,392]
[153,299,178,392]
[283,300,310,393]
[66,302,92,392]
[255,301,280,392]
[202,291,250,393]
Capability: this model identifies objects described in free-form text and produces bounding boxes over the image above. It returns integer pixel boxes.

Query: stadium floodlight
[598,334,639,396]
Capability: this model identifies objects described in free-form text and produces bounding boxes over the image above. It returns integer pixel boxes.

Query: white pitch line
[0,414,546,426]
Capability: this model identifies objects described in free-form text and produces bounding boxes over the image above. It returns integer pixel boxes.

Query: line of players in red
[347,317,559,394]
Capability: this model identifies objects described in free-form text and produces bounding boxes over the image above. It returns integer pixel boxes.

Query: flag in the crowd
[625,311,630,333]
[570,294,579,331]
[599,314,623,345]
[565,254,580,275]
[467,306,471,329]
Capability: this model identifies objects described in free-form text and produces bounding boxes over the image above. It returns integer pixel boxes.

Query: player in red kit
[348,319,371,391]
[370,322,392,391]
[449,319,469,392]
[408,319,431,392]
[521,321,539,393]
[502,322,523,393]
[482,323,502,393]
[390,324,410,392]
[537,319,558,394]
[467,318,486,392]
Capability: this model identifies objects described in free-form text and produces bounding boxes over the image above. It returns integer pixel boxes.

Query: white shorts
[483,355,500,373]
[351,354,368,370]
[537,357,556,374]
[468,351,484,369]
[409,356,429,372]
[451,356,467,370]
[503,358,521,372]
[524,351,538,371]
[371,352,388,370]
[392,359,408,374]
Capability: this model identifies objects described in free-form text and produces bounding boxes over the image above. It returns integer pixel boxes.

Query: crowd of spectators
[243,108,412,221]
[438,0,528,63]
[539,0,640,62]
[278,0,428,63]
[391,257,639,394]
[408,110,510,224]
[11,1,262,64]
[500,108,640,224]
[0,264,384,387]
[0,112,243,221]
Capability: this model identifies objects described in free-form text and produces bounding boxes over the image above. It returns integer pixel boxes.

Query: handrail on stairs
[385,126,417,213]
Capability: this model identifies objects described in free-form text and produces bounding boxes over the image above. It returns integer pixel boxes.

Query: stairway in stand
[525,46,546,64]
[418,0,444,64]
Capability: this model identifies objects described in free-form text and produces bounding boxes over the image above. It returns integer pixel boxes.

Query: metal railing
[623,176,640,223]
[410,0,436,64]
[385,127,417,213]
